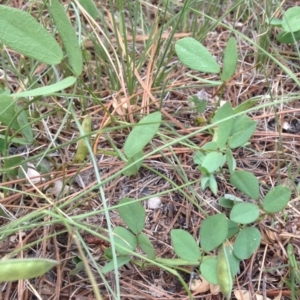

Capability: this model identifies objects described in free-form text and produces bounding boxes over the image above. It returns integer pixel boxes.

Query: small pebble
[147,197,162,209]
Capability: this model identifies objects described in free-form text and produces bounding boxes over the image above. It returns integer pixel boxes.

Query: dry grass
[1,0,300,299]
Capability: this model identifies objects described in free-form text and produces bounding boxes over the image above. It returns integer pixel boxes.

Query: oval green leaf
[262,185,291,213]
[102,256,131,274]
[118,198,145,234]
[113,227,137,255]
[0,258,59,282]
[227,220,239,239]
[209,174,218,196]
[226,148,236,175]
[276,30,300,44]
[221,37,238,81]
[282,7,300,33]
[15,105,33,143]
[233,227,261,259]
[230,203,260,224]
[228,115,256,149]
[171,229,201,262]
[0,6,63,64]
[48,0,83,76]
[219,197,235,209]
[212,102,234,149]
[230,170,259,200]
[137,233,156,259]
[200,256,218,284]
[175,37,220,73]
[122,150,144,176]
[201,152,224,174]
[78,0,99,19]
[124,112,161,157]
[200,214,228,252]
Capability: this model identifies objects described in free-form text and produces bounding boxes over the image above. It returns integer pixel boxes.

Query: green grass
[0,0,300,299]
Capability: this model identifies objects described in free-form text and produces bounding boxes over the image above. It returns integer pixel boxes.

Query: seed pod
[0,258,59,282]
[73,114,92,163]
[217,244,233,300]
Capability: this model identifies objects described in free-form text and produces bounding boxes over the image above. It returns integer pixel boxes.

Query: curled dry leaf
[26,163,42,184]
[47,179,69,198]
[190,275,210,293]
[234,290,271,300]
[210,283,220,295]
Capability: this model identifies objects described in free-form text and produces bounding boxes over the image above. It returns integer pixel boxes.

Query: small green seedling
[169,180,291,299]
[102,197,155,274]
[122,111,161,176]
[176,37,257,195]
[105,178,291,299]
[269,7,300,43]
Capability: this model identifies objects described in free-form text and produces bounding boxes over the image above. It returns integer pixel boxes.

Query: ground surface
[0,0,300,299]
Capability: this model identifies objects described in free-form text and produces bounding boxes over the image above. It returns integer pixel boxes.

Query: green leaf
[171,229,201,262]
[189,96,207,113]
[4,155,23,179]
[77,0,99,19]
[193,151,205,165]
[209,174,218,196]
[230,170,259,200]
[118,198,145,234]
[11,77,77,98]
[48,0,83,76]
[200,214,228,252]
[201,152,224,174]
[221,37,238,81]
[0,95,19,129]
[276,30,300,43]
[69,259,84,276]
[282,7,300,33]
[227,220,239,239]
[200,256,218,284]
[0,259,59,281]
[102,256,131,274]
[212,102,234,149]
[233,227,261,259]
[122,150,144,176]
[137,233,156,259]
[230,203,260,224]
[15,106,33,143]
[201,175,210,190]
[223,194,243,202]
[269,18,282,27]
[0,6,63,64]
[219,194,243,209]
[175,37,220,73]
[228,115,256,148]
[262,185,291,213]
[124,112,161,157]
[113,227,137,255]
[201,141,218,151]
[218,197,235,209]
[233,98,258,114]
[226,148,236,175]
